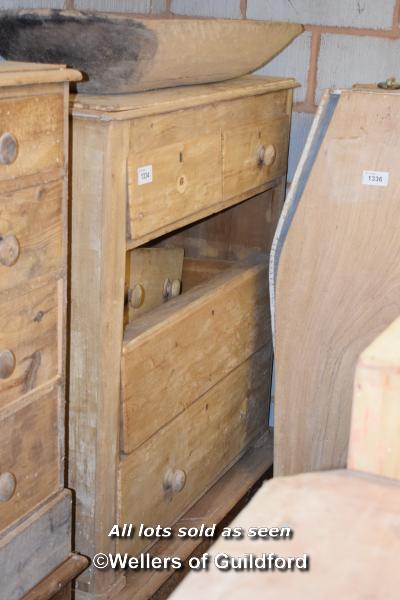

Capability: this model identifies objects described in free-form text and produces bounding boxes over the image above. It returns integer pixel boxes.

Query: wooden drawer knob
[257,144,276,167]
[0,471,16,502]
[163,278,181,299]
[163,468,186,494]
[0,234,20,267]
[129,284,145,309]
[0,350,16,379]
[0,132,18,165]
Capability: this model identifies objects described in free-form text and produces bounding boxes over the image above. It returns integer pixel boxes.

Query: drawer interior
[125,188,282,325]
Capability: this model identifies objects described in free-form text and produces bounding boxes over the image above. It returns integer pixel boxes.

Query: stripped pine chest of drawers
[0,62,88,599]
[69,75,297,599]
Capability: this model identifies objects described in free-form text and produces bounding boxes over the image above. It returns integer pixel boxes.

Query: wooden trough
[0,10,303,94]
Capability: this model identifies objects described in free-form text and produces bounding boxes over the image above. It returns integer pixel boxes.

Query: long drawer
[0,386,61,531]
[121,259,270,453]
[118,347,271,556]
[0,279,61,410]
[0,490,71,600]
[0,180,63,296]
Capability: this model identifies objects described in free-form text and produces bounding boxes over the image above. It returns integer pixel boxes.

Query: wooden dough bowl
[0,10,303,94]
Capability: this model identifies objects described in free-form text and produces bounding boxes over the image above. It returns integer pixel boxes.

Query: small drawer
[0,94,64,182]
[0,387,60,531]
[0,280,60,410]
[118,347,270,556]
[127,132,222,243]
[223,115,290,201]
[0,180,63,295]
[121,258,270,453]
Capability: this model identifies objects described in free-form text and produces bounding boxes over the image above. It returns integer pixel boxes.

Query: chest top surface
[70,75,298,121]
[0,60,81,87]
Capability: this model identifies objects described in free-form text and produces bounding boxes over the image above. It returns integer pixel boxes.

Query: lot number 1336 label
[362,170,389,187]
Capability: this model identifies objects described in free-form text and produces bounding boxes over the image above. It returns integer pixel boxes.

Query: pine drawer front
[0,387,60,531]
[118,348,270,556]
[223,115,290,201]
[0,94,64,182]
[121,261,270,454]
[0,180,63,296]
[127,132,222,243]
[0,280,60,410]
[0,490,71,600]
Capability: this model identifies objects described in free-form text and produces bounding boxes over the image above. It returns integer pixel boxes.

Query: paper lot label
[362,170,389,187]
[137,165,153,185]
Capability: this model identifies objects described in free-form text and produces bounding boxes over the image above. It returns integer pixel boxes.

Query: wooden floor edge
[118,434,273,600]
[22,553,89,600]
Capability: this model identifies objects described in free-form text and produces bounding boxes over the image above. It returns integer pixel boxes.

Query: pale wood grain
[348,317,400,481]
[118,348,271,556]
[0,280,60,410]
[71,76,297,120]
[170,470,400,600]
[275,90,400,476]
[0,180,63,299]
[120,435,273,600]
[0,385,60,531]
[121,261,269,453]
[0,94,64,182]
[223,115,290,201]
[69,118,128,596]
[127,247,184,321]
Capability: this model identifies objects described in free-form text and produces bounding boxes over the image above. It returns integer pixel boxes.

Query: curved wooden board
[275,89,400,476]
[0,10,303,94]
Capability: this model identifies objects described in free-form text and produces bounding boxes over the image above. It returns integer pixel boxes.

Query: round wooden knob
[0,472,16,502]
[163,278,181,299]
[0,234,20,267]
[0,350,16,379]
[129,284,145,309]
[257,144,276,167]
[0,132,18,165]
[163,468,186,494]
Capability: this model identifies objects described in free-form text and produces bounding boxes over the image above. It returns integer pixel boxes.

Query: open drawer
[121,256,271,454]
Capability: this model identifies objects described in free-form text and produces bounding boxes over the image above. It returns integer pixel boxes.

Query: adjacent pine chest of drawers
[0,62,83,599]
[69,75,297,599]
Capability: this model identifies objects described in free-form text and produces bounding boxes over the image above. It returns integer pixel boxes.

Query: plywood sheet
[275,90,400,475]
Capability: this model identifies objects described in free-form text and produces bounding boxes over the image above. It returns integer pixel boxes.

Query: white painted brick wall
[75,0,150,12]
[150,0,167,13]
[316,33,400,101]
[0,0,63,7]
[255,31,311,103]
[171,0,242,19]
[247,0,396,30]
[287,111,314,181]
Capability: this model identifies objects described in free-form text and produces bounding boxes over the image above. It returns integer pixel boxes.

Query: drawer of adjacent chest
[121,259,270,453]
[0,94,64,182]
[0,180,63,295]
[118,347,270,556]
[0,280,61,410]
[0,490,71,600]
[223,115,290,201]
[0,387,60,532]
[127,132,222,243]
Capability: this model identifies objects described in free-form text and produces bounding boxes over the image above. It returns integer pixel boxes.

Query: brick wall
[4,0,400,179]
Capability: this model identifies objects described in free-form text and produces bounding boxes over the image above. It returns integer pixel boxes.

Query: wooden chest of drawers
[69,75,297,599]
[0,62,84,599]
